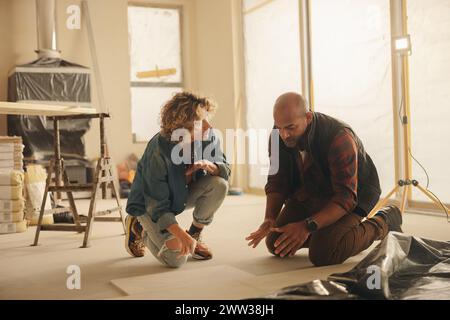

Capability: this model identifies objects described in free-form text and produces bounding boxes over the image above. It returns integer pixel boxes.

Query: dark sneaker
[53,210,88,224]
[376,205,403,233]
[125,215,146,257]
[188,231,213,260]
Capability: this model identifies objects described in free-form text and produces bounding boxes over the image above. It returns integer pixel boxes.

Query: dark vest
[278,112,381,216]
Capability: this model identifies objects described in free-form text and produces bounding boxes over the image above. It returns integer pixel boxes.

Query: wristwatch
[305,217,318,233]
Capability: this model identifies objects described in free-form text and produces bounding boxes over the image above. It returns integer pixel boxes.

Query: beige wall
[0,0,134,161]
[0,0,246,188]
[194,0,247,188]
[0,0,37,135]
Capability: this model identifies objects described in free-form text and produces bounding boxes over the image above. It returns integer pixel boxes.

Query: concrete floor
[0,194,449,300]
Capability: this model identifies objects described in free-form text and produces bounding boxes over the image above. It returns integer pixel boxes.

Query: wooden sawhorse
[32,113,126,248]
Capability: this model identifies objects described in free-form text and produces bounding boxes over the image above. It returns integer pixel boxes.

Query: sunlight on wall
[408,0,450,203]
[310,0,395,195]
[243,0,302,189]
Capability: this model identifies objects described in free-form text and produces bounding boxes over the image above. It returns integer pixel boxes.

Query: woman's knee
[161,251,187,268]
[160,238,187,268]
[210,176,229,196]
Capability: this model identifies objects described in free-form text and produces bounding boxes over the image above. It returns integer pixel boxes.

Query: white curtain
[408,0,450,203]
[243,0,302,189]
[310,0,395,196]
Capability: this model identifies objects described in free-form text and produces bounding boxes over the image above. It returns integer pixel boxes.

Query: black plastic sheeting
[262,279,359,300]
[7,58,91,160]
[8,58,91,103]
[263,233,450,300]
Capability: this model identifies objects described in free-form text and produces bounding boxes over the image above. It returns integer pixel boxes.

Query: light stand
[367,7,450,218]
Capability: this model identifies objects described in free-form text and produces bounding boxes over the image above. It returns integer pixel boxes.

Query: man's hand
[246,219,275,248]
[186,159,219,176]
[271,221,310,258]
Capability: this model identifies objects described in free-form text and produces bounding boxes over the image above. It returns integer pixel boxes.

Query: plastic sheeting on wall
[243,0,302,189]
[408,0,450,204]
[310,0,395,196]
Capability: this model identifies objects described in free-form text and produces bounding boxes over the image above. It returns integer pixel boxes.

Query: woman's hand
[186,160,219,176]
[166,224,197,258]
[176,230,197,258]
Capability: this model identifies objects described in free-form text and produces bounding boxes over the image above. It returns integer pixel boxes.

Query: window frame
[128,2,185,143]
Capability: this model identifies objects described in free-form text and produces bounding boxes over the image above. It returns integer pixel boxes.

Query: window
[128,5,183,142]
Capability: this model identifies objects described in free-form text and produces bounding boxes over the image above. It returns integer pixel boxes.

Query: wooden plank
[94,216,122,222]
[239,262,360,294]
[82,0,107,113]
[0,136,22,143]
[51,113,110,120]
[112,280,266,300]
[40,224,86,232]
[136,68,177,79]
[48,184,93,192]
[0,101,96,116]
[82,158,102,248]
[43,207,72,215]
[100,163,112,171]
[110,265,257,297]
[243,0,274,15]
[98,176,113,184]
[94,207,121,217]
[32,160,54,246]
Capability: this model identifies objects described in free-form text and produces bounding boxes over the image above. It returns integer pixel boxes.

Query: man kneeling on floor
[125,92,230,268]
[246,92,402,266]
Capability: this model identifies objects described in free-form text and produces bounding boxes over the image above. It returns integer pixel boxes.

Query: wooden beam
[40,224,86,232]
[48,184,94,192]
[136,68,177,79]
[243,0,275,15]
[94,216,123,222]
[0,101,96,116]
[50,113,109,120]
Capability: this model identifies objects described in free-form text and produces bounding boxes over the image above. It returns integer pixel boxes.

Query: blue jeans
[137,175,228,268]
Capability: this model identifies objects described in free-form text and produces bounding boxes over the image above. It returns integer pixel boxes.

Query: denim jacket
[126,130,230,231]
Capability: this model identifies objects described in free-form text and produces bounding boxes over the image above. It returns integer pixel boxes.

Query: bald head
[273,92,311,148]
[273,92,308,118]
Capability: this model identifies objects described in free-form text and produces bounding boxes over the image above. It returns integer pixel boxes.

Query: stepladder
[32,113,126,248]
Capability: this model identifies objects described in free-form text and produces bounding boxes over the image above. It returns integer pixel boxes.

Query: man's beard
[284,138,297,148]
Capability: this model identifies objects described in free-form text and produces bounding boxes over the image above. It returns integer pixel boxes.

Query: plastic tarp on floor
[263,232,450,300]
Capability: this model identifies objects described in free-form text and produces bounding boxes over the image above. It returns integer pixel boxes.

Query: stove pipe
[35,0,61,59]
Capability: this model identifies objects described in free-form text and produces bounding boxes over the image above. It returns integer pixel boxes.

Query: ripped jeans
[137,175,228,268]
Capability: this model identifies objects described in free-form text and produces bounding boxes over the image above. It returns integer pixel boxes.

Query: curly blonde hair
[160,91,217,139]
